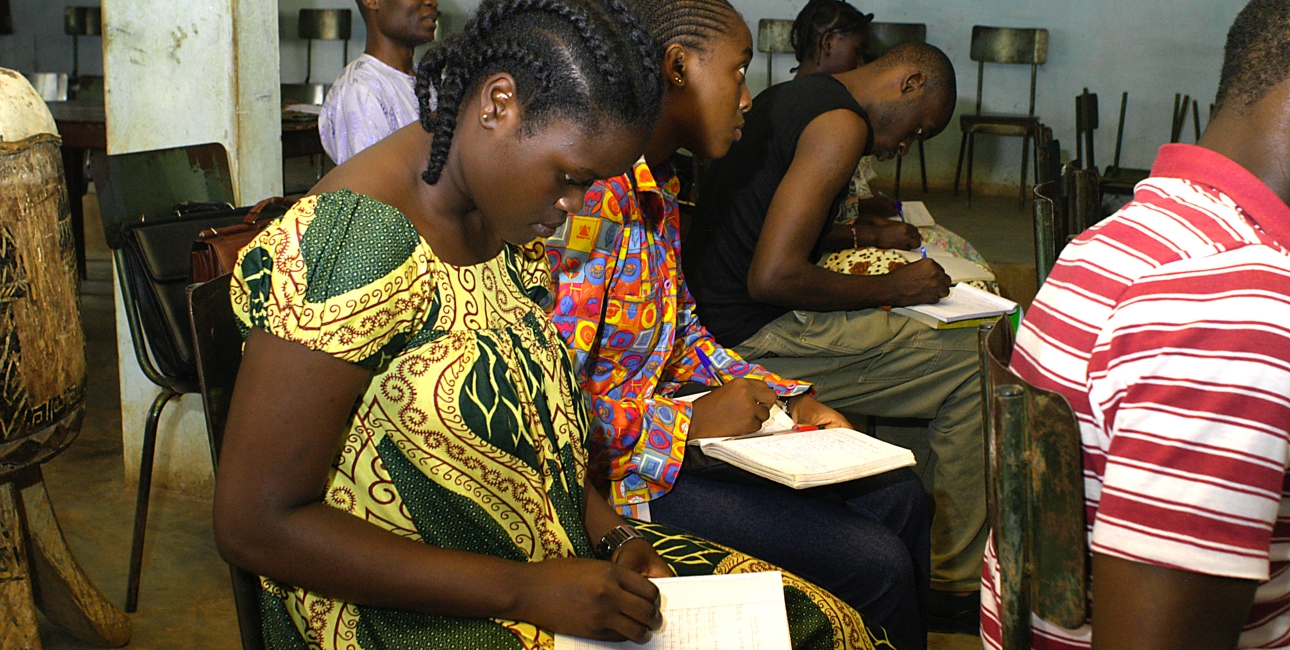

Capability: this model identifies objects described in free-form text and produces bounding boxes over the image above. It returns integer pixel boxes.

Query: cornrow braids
[790,0,873,65]
[634,0,741,52]
[414,0,663,184]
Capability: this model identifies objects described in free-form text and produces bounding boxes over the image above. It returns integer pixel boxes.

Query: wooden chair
[866,22,929,197]
[188,274,264,650]
[978,319,1088,650]
[953,26,1049,207]
[757,19,794,88]
[1101,92,1151,198]
[1170,93,1203,144]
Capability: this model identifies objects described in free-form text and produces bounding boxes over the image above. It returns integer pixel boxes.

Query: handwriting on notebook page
[553,572,792,650]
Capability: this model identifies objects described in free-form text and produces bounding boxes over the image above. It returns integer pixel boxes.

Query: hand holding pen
[687,349,788,440]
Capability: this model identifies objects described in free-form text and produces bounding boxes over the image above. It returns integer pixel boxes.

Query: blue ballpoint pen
[920,244,928,258]
[695,348,791,413]
[695,348,724,386]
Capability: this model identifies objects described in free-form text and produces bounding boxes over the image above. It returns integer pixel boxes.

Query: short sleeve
[1087,248,1290,581]
[231,191,437,370]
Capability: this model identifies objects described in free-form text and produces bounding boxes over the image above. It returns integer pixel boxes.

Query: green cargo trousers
[733,307,986,592]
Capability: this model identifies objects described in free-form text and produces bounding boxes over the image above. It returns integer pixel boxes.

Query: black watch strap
[595,525,644,560]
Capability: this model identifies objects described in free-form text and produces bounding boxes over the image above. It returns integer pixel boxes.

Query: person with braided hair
[545,0,923,647]
[790,0,874,78]
[214,0,874,647]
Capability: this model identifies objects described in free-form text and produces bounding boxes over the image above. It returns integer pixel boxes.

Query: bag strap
[243,196,294,226]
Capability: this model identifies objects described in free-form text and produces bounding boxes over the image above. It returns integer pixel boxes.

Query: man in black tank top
[686,43,990,620]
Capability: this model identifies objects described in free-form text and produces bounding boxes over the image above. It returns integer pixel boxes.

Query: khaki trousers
[733,308,986,591]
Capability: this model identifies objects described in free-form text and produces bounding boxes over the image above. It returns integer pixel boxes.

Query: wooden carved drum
[0,71,87,480]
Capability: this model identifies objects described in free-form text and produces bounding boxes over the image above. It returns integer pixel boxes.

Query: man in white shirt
[319,0,438,165]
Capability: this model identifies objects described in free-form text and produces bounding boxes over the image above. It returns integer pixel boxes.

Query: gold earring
[482,113,489,121]
[674,76,683,83]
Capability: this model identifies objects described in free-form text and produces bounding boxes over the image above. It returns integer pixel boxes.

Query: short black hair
[414,0,663,184]
[872,41,956,112]
[1215,0,1290,111]
[634,0,742,52]
[791,0,873,64]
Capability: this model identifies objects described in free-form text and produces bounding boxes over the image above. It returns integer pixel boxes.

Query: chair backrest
[757,18,794,54]
[969,26,1048,116]
[91,142,234,250]
[1032,180,1061,287]
[1074,89,1098,170]
[187,274,264,650]
[298,8,351,41]
[1067,167,1100,236]
[1034,125,1061,187]
[758,19,794,87]
[865,22,926,61]
[1112,91,1129,171]
[978,320,1088,650]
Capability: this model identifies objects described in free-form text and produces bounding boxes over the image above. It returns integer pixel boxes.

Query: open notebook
[554,572,792,650]
[699,428,915,489]
[893,247,995,284]
[893,284,1017,330]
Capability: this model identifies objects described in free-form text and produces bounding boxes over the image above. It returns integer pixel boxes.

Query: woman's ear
[478,73,518,131]
[663,42,688,89]
[820,31,837,59]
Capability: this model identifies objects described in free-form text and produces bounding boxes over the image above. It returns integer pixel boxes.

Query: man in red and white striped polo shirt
[981,2,1290,648]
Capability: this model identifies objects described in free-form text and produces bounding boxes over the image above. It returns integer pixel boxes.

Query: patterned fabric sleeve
[230,191,436,370]
[662,228,811,400]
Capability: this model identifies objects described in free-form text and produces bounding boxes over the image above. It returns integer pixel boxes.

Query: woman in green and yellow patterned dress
[214,0,891,648]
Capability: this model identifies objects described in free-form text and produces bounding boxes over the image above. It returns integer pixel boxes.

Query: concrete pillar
[103,0,282,495]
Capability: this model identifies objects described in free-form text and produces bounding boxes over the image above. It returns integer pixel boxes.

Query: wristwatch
[596,525,645,560]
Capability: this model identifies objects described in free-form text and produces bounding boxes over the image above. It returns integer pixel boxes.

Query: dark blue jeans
[649,466,930,650]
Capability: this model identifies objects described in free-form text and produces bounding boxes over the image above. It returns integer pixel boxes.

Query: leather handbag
[190,196,293,283]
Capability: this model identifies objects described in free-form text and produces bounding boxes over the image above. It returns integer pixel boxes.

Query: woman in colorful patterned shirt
[546,0,929,647]
[213,0,883,648]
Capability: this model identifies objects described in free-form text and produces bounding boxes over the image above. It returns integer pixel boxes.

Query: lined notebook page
[712,428,910,476]
[553,572,791,650]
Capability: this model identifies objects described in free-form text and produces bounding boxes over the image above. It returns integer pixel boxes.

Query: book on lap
[554,572,792,650]
[893,284,1018,328]
[696,428,916,490]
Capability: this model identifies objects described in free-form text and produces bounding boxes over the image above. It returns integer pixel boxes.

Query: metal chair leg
[125,388,179,613]
[966,131,977,207]
[918,139,928,193]
[1019,131,1031,208]
[953,129,969,196]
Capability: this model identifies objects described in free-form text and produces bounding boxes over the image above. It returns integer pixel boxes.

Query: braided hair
[414,0,662,184]
[1215,0,1290,111]
[633,0,741,52]
[790,0,873,66]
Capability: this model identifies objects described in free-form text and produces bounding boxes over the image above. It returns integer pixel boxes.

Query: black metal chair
[188,274,264,650]
[978,319,1088,650]
[89,143,249,613]
[866,21,929,198]
[953,26,1049,207]
[1101,92,1152,198]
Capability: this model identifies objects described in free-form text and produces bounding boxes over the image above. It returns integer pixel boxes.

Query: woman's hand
[788,394,851,430]
[689,378,777,439]
[614,537,674,579]
[514,557,663,643]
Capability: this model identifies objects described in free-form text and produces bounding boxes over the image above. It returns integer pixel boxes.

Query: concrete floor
[35,182,1029,649]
